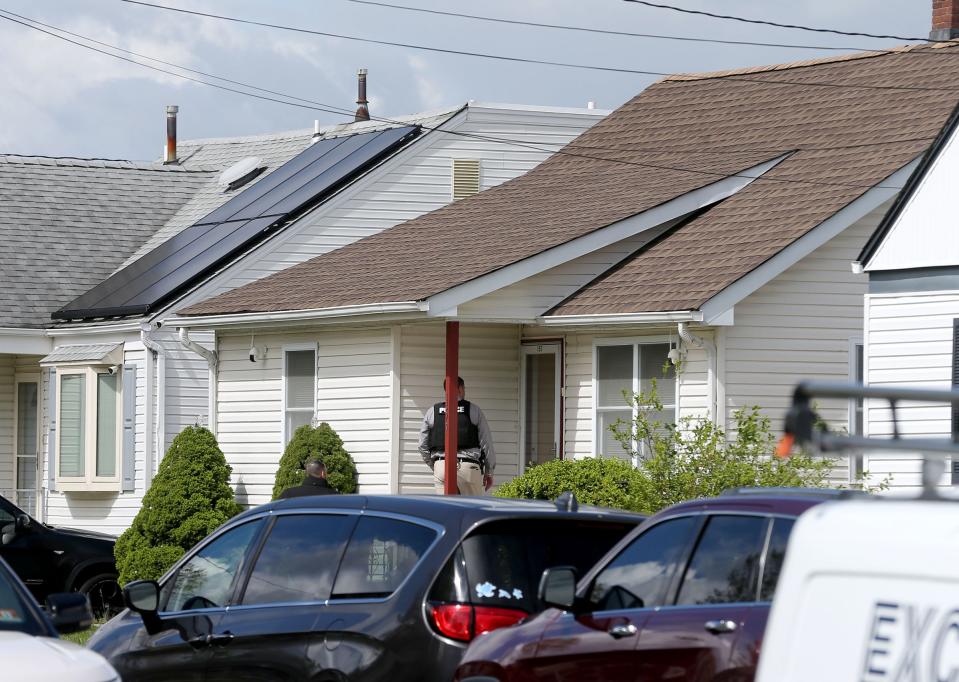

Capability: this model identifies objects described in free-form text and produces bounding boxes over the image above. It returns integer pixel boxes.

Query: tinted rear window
[431,519,634,613]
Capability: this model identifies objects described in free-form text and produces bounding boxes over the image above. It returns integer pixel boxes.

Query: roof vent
[452,159,481,201]
[219,156,266,192]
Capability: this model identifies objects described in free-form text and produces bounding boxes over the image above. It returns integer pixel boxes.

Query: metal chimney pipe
[354,69,370,122]
[164,105,179,164]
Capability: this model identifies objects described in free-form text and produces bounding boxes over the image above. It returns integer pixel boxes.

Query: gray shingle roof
[39,342,123,365]
[0,156,213,328]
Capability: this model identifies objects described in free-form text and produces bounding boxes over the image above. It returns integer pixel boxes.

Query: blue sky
[0,0,932,160]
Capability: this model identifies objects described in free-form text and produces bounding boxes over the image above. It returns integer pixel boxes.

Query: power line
[115,0,959,94]
[343,0,860,52]
[0,8,930,190]
[116,0,663,76]
[621,0,930,43]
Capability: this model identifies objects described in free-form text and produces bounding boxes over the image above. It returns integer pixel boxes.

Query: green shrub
[115,426,242,585]
[272,422,358,499]
[494,458,649,512]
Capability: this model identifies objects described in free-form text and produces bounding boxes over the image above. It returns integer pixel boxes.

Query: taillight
[430,603,527,642]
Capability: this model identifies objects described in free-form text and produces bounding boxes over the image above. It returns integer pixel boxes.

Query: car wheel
[77,573,124,621]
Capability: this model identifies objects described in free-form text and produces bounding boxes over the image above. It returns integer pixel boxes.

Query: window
[675,515,767,606]
[595,342,675,458]
[56,367,122,489]
[242,514,355,605]
[589,516,697,611]
[162,520,263,612]
[332,516,436,599]
[759,518,794,602]
[284,348,316,444]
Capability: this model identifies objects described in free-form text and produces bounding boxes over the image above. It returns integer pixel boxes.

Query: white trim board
[425,155,789,317]
[698,157,919,323]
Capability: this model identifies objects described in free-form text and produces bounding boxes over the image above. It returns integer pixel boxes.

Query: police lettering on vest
[429,400,480,452]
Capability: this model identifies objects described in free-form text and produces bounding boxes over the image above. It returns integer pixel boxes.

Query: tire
[76,573,124,621]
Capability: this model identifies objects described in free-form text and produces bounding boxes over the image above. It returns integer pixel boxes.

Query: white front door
[520,342,562,472]
[13,376,40,515]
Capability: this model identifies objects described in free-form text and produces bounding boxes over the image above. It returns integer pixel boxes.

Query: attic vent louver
[219,156,267,192]
[452,159,481,201]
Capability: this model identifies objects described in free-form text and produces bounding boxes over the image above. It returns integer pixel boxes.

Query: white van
[758,382,959,682]
[755,498,959,682]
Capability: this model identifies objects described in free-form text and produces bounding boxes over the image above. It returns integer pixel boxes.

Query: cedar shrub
[271,422,358,499]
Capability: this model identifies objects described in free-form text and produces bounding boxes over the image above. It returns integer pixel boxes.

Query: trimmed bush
[272,422,358,499]
[494,458,649,512]
[115,426,242,585]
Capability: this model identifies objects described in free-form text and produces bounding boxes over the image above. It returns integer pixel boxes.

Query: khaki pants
[433,460,485,496]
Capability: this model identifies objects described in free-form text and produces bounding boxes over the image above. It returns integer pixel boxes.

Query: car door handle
[187,635,211,649]
[608,623,638,638]
[209,632,235,646]
[704,619,738,634]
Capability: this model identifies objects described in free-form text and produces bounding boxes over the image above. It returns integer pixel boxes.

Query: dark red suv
[455,487,864,682]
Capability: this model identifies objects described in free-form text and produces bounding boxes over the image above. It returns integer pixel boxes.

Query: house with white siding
[0,98,608,533]
[173,45,959,503]
[855,98,959,489]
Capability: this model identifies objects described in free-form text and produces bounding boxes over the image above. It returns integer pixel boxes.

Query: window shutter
[122,364,137,492]
[452,159,480,201]
[47,369,56,493]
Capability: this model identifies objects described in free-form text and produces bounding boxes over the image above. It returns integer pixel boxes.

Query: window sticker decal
[0,609,22,623]
[498,589,512,599]
[475,581,496,599]
[513,588,524,600]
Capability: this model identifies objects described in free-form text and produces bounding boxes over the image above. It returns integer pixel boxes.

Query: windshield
[0,566,46,636]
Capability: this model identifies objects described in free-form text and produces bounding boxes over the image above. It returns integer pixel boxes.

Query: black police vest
[429,400,480,452]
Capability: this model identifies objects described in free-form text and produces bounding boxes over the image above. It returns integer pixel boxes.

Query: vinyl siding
[175,108,605,310]
[155,328,213,448]
[0,356,13,495]
[398,323,520,493]
[721,204,887,483]
[216,327,393,507]
[863,291,959,489]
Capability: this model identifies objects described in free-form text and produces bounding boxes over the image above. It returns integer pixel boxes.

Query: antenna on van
[779,382,959,499]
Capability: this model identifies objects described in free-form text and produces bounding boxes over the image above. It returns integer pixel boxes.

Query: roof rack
[720,486,868,500]
[781,381,959,499]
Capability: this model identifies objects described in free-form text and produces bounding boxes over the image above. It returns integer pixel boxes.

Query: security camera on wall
[108,365,121,375]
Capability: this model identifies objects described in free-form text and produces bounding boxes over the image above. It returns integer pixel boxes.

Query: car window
[760,518,794,601]
[675,515,768,606]
[431,519,635,613]
[331,516,436,599]
[242,514,356,605]
[0,565,45,636]
[162,520,263,612]
[590,516,697,611]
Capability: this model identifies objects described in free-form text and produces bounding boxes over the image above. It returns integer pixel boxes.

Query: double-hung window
[595,340,675,459]
[284,347,316,444]
[56,366,122,491]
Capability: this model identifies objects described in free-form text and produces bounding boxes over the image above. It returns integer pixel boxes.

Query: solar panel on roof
[54,125,420,320]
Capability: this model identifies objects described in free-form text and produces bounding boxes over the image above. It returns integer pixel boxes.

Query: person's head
[443,376,466,401]
[305,458,327,480]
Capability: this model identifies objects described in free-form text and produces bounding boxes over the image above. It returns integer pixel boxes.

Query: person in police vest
[418,376,495,495]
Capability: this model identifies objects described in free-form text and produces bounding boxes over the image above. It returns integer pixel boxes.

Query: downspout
[178,327,218,434]
[678,323,717,425]
[140,326,164,488]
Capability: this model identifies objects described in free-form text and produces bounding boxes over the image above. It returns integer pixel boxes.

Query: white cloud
[407,54,444,110]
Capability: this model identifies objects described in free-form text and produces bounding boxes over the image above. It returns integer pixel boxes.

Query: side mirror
[46,592,93,634]
[15,514,31,533]
[539,566,578,611]
[123,580,164,635]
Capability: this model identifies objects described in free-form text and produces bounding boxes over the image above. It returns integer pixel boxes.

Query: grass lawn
[62,621,101,646]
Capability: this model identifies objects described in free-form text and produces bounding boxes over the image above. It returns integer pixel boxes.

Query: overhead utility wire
[115,0,959,93]
[621,0,929,42]
[0,10,922,190]
[344,0,856,52]
[0,8,930,158]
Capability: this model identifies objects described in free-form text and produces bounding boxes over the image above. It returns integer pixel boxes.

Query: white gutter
[168,301,423,330]
[678,322,717,426]
[179,327,218,436]
[140,325,166,486]
[540,311,703,327]
[45,321,144,335]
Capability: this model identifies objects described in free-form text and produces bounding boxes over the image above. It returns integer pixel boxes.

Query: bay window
[56,367,122,491]
[595,340,676,459]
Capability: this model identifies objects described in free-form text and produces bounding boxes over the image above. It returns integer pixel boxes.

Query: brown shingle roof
[182,45,959,318]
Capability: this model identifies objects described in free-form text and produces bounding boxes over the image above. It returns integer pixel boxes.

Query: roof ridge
[0,154,215,173]
[662,41,959,83]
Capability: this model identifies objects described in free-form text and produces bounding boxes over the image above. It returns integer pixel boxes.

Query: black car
[88,494,643,681]
[0,554,93,638]
[0,493,121,618]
